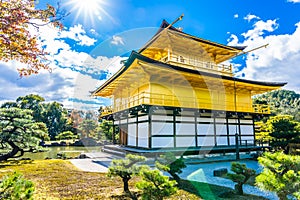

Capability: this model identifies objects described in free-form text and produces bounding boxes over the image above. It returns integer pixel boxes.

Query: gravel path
[70,158,108,172]
[70,153,278,200]
[179,160,278,200]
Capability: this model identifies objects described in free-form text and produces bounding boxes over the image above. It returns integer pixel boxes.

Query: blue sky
[1,0,300,110]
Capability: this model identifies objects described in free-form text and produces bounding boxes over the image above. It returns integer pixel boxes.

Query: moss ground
[0,159,267,200]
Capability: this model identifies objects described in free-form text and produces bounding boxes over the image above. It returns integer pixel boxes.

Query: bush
[55,131,78,140]
[136,168,177,200]
[0,171,34,200]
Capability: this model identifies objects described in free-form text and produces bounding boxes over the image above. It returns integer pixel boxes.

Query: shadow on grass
[111,191,140,200]
[0,159,33,168]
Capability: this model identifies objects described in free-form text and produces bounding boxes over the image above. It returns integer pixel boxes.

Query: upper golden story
[138,20,246,77]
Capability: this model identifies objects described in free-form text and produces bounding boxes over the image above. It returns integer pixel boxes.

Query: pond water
[22,146,102,160]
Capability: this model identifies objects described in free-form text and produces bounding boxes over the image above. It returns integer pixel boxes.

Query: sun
[64,0,113,25]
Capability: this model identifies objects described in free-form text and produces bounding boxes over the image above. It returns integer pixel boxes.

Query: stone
[213,168,228,177]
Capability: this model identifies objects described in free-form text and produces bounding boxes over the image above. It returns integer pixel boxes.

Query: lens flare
[64,0,114,25]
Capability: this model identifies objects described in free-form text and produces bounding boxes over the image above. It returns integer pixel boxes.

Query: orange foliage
[0,0,64,76]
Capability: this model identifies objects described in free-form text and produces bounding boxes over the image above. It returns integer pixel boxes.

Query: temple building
[92,19,286,154]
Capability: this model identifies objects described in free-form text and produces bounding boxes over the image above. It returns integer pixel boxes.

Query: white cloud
[59,24,97,46]
[0,22,123,110]
[287,0,300,3]
[244,14,260,22]
[228,19,300,93]
[111,35,125,45]
[90,29,100,37]
[242,19,279,39]
[234,14,239,18]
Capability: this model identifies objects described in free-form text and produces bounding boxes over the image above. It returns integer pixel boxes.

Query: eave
[92,51,287,97]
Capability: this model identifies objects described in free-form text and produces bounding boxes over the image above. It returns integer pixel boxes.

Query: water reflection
[23,146,102,160]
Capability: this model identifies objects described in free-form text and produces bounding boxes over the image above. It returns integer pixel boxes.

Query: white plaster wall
[197,117,214,123]
[215,124,227,135]
[176,123,195,135]
[216,136,228,146]
[152,115,173,121]
[197,124,214,135]
[152,122,173,136]
[197,136,215,146]
[138,115,148,121]
[120,119,127,124]
[176,137,196,147]
[240,119,253,124]
[215,118,226,123]
[176,116,195,122]
[128,124,136,146]
[152,137,174,148]
[240,125,254,135]
[228,125,238,135]
[229,136,236,145]
[128,117,136,123]
[138,123,148,148]
[228,119,238,123]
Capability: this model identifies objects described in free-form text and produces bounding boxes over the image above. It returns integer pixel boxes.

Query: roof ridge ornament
[166,14,184,29]
[232,44,269,60]
[138,14,184,54]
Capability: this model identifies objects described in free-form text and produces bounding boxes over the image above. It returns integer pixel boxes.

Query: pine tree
[0,108,48,161]
[136,168,177,200]
[227,162,256,195]
[256,152,300,200]
[155,152,186,182]
[107,154,146,193]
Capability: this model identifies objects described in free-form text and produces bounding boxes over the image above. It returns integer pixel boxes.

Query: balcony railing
[99,106,113,117]
[161,55,232,74]
[252,104,270,114]
[100,92,270,117]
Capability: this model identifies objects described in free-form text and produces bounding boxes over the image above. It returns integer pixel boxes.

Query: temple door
[119,126,128,145]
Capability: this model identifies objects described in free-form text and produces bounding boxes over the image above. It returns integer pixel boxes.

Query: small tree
[227,162,256,195]
[97,120,114,141]
[0,108,49,161]
[0,171,35,200]
[258,115,300,154]
[78,119,98,138]
[136,168,177,200]
[107,154,146,193]
[256,152,300,200]
[155,152,186,182]
[55,131,78,140]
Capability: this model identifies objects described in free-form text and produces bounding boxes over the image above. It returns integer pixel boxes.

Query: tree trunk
[0,141,20,161]
[235,183,243,195]
[278,192,288,200]
[170,172,180,182]
[122,177,130,193]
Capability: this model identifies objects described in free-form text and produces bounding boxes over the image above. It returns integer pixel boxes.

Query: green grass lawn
[0,159,267,200]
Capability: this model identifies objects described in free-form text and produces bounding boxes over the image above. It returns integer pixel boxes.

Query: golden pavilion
[92,18,286,154]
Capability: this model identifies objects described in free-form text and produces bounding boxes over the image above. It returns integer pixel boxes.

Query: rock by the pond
[77,154,88,159]
[213,168,228,177]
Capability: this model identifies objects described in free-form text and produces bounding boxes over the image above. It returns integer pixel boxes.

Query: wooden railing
[100,92,271,116]
[161,55,232,74]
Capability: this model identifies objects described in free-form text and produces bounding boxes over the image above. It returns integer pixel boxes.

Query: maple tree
[0,0,65,76]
